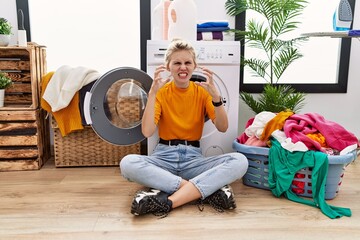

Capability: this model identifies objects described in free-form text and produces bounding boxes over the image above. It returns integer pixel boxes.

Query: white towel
[42,65,100,112]
[271,130,308,152]
[245,111,276,138]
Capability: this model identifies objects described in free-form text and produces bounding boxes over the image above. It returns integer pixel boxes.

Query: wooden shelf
[0,43,50,171]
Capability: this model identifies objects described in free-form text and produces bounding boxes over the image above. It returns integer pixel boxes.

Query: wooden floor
[1,157,359,240]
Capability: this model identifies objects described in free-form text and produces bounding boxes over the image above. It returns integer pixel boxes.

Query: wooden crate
[0,43,49,171]
[0,43,46,109]
[0,109,51,171]
[51,119,141,167]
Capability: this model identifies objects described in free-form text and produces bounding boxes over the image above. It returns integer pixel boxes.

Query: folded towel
[197,31,235,41]
[197,27,230,32]
[197,32,223,41]
[197,21,229,28]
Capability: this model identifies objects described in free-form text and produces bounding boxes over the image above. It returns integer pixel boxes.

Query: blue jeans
[120,143,249,199]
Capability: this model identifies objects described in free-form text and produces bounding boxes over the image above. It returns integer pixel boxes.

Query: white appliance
[146,40,241,156]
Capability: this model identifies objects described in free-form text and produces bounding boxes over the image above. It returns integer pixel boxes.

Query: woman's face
[167,50,196,88]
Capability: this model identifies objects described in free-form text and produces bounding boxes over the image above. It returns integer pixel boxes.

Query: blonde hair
[165,39,197,68]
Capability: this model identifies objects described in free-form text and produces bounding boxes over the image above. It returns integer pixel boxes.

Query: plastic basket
[233,140,356,199]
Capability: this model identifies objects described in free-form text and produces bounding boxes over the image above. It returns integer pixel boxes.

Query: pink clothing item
[244,135,267,147]
[237,117,254,144]
[283,113,359,152]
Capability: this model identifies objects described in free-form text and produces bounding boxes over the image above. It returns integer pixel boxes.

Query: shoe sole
[130,191,145,216]
[131,203,141,216]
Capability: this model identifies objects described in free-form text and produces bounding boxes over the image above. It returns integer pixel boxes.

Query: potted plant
[0,72,13,107]
[225,0,308,114]
[0,17,12,47]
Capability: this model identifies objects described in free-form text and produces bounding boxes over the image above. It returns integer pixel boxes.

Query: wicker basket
[51,82,143,167]
[52,118,140,167]
[233,140,357,200]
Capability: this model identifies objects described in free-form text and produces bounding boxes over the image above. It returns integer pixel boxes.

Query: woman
[120,39,248,217]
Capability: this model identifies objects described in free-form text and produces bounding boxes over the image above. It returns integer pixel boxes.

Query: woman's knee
[228,152,249,177]
[119,154,140,176]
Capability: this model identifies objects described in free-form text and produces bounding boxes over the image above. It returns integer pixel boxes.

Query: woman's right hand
[151,65,171,94]
[142,65,170,137]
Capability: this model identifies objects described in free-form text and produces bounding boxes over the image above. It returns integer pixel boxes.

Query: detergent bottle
[152,0,165,40]
[167,0,197,41]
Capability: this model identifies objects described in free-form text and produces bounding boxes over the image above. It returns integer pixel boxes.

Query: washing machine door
[190,69,229,135]
[83,67,152,145]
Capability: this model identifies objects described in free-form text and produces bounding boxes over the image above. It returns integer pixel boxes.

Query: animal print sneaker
[131,189,172,217]
[200,185,237,212]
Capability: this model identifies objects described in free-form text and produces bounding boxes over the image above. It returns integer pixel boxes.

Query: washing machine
[146,40,241,156]
[82,40,240,157]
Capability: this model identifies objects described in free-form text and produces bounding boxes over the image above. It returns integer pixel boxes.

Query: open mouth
[178,72,188,78]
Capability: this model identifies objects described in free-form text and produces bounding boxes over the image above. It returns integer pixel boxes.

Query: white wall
[0,0,18,45]
[2,0,359,138]
[28,0,140,74]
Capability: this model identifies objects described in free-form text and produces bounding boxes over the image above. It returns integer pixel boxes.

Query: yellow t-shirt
[155,81,216,141]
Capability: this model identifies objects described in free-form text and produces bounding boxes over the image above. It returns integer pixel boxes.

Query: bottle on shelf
[167,0,197,41]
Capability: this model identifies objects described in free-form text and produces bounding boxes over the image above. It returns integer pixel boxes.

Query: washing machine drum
[84,67,152,145]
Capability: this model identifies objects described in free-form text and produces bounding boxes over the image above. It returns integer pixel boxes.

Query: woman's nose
[180,64,186,69]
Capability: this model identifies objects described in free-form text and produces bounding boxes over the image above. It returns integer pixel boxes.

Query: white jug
[167,0,197,41]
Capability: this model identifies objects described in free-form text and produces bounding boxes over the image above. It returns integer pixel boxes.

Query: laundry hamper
[51,89,142,167]
[52,118,141,167]
[233,140,357,199]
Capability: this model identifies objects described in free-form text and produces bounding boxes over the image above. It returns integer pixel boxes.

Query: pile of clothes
[238,111,358,155]
[41,65,100,137]
[237,111,359,219]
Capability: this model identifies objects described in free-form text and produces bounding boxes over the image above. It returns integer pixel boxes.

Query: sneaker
[131,189,172,217]
[200,185,237,212]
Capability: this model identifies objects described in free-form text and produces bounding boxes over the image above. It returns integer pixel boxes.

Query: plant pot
[0,89,5,107]
[0,34,10,47]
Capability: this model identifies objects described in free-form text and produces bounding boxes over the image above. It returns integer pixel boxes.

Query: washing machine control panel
[196,47,224,61]
[147,40,240,65]
[196,45,240,64]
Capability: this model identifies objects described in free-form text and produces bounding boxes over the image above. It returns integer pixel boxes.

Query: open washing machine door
[83,67,152,145]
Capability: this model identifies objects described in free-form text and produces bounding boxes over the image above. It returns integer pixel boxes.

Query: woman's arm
[141,65,170,137]
[194,66,228,132]
[212,95,228,132]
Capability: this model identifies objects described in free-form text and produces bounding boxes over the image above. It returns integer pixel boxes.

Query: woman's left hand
[194,66,220,99]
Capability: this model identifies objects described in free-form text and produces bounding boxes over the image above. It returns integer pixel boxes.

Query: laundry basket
[233,140,357,199]
[51,87,142,167]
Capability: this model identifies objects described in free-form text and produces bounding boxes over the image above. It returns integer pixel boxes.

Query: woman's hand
[194,66,220,100]
[195,66,228,132]
[150,65,171,94]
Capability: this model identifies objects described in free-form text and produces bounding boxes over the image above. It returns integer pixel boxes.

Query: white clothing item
[245,111,276,138]
[271,130,308,152]
[340,143,358,155]
[43,65,100,112]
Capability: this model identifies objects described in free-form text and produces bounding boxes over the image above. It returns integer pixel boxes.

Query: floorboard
[0,157,359,240]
